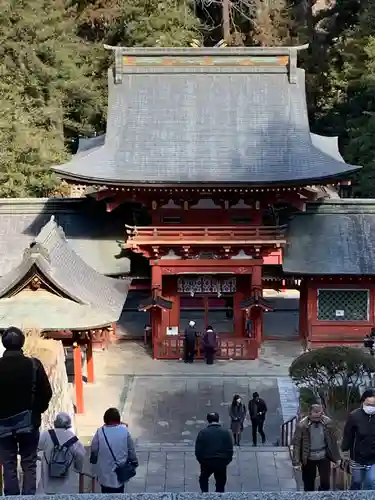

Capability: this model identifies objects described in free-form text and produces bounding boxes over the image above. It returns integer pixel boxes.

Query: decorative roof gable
[0,217,130,319]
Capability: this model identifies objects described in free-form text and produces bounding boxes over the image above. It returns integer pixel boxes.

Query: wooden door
[206,296,234,334]
[179,296,205,335]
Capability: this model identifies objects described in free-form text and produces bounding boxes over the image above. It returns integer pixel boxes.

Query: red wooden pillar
[151,308,161,359]
[169,277,180,327]
[86,335,94,383]
[307,283,315,344]
[73,343,84,414]
[151,264,162,355]
[299,280,308,340]
[235,275,247,336]
[251,265,263,346]
[233,291,242,336]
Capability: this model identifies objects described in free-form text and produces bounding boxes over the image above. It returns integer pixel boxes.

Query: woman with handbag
[90,408,138,493]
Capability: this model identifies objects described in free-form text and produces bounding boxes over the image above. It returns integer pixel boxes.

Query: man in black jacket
[0,327,52,495]
[195,412,233,492]
[249,392,267,446]
[342,388,375,490]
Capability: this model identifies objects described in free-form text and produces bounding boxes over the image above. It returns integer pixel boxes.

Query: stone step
[134,443,291,453]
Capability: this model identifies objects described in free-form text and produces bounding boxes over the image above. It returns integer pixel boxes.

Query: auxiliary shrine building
[1,45,374,363]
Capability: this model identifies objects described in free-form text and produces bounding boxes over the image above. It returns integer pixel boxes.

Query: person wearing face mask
[229,395,246,446]
[291,404,341,491]
[342,388,375,490]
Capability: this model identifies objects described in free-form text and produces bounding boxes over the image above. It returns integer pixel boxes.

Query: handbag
[102,428,136,484]
[0,358,37,438]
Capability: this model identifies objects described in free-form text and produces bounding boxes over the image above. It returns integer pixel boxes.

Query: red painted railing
[125,225,287,246]
[155,335,258,360]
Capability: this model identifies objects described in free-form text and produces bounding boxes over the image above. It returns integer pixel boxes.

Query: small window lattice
[317,289,369,321]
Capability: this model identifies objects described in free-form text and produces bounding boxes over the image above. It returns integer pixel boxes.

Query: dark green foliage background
[290,346,375,417]
[1,0,374,196]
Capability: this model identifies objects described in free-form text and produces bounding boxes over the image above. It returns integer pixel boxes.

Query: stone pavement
[79,446,296,493]
[126,446,296,493]
[68,340,302,493]
[122,376,283,446]
[100,340,304,377]
[76,340,302,441]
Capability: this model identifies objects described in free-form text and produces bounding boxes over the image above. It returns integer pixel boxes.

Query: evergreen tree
[2,0,375,197]
[0,0,100,196]
[0,0,202,197]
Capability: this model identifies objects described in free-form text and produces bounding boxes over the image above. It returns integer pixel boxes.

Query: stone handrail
[5,491,372,499]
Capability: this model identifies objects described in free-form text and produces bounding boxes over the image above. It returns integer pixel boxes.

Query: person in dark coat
[202,326,218,365]
[195,412,233,493]
[248,392,267,446]
[229,394,247,446]
[0,327,52,495]
[342,388,375,490]
[184,320,197,363]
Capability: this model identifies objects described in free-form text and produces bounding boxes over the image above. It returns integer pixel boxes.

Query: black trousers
[0,429,39,495]
[301,457,331,491]
[251,418,266,445]
[199,460,228,493]
[101,485,125,493]
[184,340,195,363]
[204,347,215,365]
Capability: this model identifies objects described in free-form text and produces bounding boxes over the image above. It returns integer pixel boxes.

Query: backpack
[48,429,78,479]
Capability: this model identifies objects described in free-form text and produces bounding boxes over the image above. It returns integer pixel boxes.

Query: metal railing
[79,472,96,493]
[280,415,297,447]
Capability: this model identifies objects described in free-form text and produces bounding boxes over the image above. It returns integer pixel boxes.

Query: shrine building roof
[53,46,360,187]
[283,199,375,275]
[0,198,130,277]
[0,216,130,330]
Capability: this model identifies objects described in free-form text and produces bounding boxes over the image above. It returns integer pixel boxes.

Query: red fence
[126,225,287,246]
[155,336,258,360]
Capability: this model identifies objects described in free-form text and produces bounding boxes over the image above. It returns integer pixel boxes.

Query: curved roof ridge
[310,133,344,163]
[104,44,309,56]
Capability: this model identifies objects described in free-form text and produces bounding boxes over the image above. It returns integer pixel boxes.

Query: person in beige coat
[37,412,86,494]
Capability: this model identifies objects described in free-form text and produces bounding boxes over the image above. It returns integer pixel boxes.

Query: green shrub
[299,387,318,413]
[290,346,375,416]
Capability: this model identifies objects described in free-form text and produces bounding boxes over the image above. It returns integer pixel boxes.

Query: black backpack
[48,429,78,478]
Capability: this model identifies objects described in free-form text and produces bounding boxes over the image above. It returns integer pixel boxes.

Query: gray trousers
[0,429,39,495]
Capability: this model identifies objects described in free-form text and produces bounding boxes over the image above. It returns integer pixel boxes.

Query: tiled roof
[283,200,375,275]
[0,290,117,330]
[53,46,360,185]
[0,198,130,276]
[310,134,344,163]
[0,217,130,329]
[77,132,345,167]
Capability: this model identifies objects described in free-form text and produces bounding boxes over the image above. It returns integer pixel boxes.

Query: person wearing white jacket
[37,412,85,494]
[90,407,138,493]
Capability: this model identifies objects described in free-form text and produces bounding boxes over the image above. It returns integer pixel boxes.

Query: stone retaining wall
[12,492,373,500]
